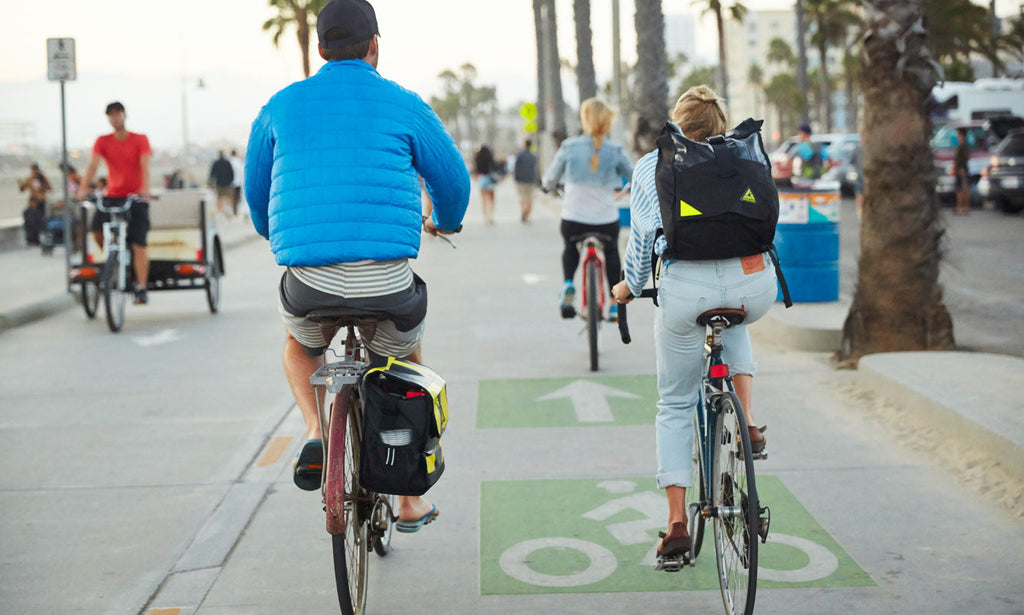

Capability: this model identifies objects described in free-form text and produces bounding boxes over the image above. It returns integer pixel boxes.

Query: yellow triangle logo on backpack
[741,188,757,204]
[679,200,703,217]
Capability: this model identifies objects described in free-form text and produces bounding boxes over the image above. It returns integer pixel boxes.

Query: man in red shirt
[78,101,153,304]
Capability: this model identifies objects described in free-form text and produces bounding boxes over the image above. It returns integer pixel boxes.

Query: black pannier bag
[359,357,448,496]
[654,118,791,306]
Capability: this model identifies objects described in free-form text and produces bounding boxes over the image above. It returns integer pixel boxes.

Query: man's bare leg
[131,245,149,289]
[283,334,324,441]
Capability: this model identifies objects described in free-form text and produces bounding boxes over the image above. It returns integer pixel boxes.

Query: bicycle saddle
[306,307,388,327]
[696,308,746,328]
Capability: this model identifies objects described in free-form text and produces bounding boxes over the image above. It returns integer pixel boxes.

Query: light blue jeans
[654,253,777,489]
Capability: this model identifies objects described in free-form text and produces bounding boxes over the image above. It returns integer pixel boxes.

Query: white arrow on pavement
[522,273,546,285]
[133,329,181,347]
[537,380,640,423]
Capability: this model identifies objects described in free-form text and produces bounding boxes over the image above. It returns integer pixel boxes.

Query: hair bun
[689,85,719,104]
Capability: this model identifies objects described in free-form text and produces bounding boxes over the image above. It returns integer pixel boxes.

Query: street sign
[519,102,538,120]
[523,120,538,134]
[47,38,76,82]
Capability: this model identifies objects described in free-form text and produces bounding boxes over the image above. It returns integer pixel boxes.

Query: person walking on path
[794,123,827,186]
[953,127,971,216]
[542,97,633,321]
[229,149,245,216]
[612,86,777,557]
[474,145,498,225]
[244,0,469,529]
[77,101,153,305]
[208,151,235,217]
[17,163,51,246]
[513,139,538,223]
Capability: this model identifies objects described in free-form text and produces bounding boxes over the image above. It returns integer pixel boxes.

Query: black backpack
[654,119,791,307]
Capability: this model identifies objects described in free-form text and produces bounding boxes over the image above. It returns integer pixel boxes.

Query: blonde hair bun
[671,84,727,142]
[686,85,720,104]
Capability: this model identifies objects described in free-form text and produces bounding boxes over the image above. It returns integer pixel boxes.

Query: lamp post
[180,75,204,187]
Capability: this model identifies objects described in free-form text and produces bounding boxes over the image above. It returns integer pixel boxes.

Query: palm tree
[839,0,954,362]
[925,0,1013,80]
[544,0,568,142]
[763,72,802,142]
[574,0,598,104]
[747,63,764,119]
[262,0,329,78]
[693,0,747,116]
[805,0,861,133]
[633,0,669,153]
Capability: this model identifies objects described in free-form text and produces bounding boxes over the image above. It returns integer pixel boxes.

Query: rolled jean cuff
[656,468,693,490]
[730,360,757,376]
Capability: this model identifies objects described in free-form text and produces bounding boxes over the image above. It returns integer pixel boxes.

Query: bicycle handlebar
[617,287,657,345]
[91,193,143,214]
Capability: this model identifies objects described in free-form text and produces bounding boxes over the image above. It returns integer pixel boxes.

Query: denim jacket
[542,135,633,190]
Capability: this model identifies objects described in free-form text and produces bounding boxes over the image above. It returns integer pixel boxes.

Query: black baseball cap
[106,101,125,115]
[317,0,379,49]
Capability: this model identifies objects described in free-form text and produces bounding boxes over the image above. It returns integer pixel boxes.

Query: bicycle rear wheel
[328,388,369,615]
[586,260,600,371]
[82,280,99,319]
[102,252,126,332]
[711,392,759,615]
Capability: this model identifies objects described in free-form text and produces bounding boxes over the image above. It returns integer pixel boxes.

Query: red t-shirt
[93,132,152,197]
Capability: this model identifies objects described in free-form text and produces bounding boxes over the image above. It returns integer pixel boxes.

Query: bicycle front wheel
[686,410,707,559]
[586,259,600,371]
[102,252,126,333]
[711,392,759,615]
[329,388,369,615]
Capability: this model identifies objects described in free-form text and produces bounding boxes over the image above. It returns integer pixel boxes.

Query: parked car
[982,128,1024,213]
[771,133,856,187]
[820,138,861,197]
[932,120,992,206]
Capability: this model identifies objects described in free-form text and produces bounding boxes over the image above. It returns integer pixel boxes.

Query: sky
[0,0,1019,152]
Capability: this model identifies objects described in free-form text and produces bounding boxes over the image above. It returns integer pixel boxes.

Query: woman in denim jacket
[612,86,777,560]
[542,98,633,320]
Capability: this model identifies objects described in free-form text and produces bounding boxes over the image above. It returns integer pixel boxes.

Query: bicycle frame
[579,237,606,319]
[693,319,735,517]
[95,196,136,290]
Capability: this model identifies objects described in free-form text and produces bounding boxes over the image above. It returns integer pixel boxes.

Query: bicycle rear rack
[311,361,363,394]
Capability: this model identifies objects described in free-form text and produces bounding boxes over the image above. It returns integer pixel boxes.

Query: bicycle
[309,313,397,615]
[619,298,770,615]
[564,231,615,372]
[306,225,459,614]
[91,193,142,333]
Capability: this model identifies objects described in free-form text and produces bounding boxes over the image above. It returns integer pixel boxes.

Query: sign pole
[60,79,71,290]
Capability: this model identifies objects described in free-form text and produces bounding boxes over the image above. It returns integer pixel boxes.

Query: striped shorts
[278,269,427,359]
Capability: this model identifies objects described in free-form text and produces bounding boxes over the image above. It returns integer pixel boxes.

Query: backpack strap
[769,244,793,308]
[707,135,738,178]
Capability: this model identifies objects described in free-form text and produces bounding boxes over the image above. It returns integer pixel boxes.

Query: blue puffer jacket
[245,60,469,266]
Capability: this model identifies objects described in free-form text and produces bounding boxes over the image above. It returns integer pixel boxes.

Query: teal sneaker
[607,303,618,322]
[560,281,576,319]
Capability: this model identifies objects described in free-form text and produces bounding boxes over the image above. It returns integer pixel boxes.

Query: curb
[857,352,1024,486]
[0,229,261,334]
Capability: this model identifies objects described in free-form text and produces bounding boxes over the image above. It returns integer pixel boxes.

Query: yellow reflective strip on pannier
[425,453,436,473]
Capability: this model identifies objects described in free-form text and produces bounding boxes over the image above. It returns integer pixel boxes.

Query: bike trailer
[359,357,449,496]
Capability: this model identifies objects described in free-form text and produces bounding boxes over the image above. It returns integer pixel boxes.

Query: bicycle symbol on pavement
[483,477,866,595]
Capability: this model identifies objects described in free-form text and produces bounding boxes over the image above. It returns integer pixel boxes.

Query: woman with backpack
[542,97,633,320]
[611,86,778,559]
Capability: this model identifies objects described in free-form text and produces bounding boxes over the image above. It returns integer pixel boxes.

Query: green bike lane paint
[475,374,874,595]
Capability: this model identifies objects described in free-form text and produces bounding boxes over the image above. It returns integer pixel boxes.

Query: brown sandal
[748,424,766,454]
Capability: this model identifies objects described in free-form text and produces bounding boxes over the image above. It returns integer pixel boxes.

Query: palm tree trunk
[534,0,548,133]
[839,0,953,362]
[574,0,598,104]
[296,7,311,78]
[818,39,832,132]
[633,0,669,153]
[795,0,811,124]
[716,7,729,113]
[544,0,568,142]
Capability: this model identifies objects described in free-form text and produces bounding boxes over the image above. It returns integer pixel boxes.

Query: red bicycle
[566,231,615,371]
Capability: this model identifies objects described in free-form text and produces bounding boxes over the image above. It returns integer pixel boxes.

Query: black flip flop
[293,439,323,491]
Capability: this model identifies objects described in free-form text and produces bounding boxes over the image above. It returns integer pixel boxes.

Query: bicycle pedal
[655,554,690,572]
[752,451,768,460]
[561,304,577,319]
[758,505,771,543]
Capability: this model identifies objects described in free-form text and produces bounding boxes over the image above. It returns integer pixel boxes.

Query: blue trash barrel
[774,186,840,302]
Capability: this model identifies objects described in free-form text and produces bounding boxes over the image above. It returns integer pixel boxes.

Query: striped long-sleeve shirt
[623,151,668,298]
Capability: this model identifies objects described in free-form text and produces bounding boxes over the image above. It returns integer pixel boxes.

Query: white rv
[931,79,1024,123]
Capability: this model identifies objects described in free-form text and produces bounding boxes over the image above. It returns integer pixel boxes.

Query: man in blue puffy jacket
[245,0,469,530]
